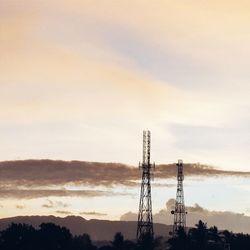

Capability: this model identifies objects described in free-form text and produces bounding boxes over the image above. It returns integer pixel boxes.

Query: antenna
[171,159,187,235]
[137,130,155,241]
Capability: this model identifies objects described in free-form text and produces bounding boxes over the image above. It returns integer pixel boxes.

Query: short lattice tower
[171,159,187,235]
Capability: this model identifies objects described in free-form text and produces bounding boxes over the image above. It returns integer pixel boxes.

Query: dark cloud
[0,160,137,187]
[155,163,250,179]
[79,211,107,216]
[0,189,117,199]
[0,160,249,188]
[0,160,249,200]
[120,199,250,234]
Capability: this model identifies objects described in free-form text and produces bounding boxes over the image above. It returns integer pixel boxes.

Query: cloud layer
[121,198,250,234]
[0,160,249,200]
[1,160,249,185]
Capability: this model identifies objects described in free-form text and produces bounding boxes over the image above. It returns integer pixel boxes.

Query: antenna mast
[171,159,187,235]
[137,130,155,241]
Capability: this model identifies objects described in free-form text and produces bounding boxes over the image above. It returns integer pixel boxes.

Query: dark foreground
[0,220,249,250]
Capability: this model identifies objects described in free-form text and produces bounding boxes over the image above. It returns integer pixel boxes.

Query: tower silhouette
[171,159,186,235]
[137,130,155,241]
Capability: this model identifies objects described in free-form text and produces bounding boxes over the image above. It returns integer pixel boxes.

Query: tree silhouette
[0,223,36,250]
[99,246,113,250]
[137,233,162,250]
[221,230,234,249]
[207,226,223,250]
[112,232,124,250]
[168,226,189,250]
[37,223,72,250]
[73,233,97,250]
[110,232,137,250]
[1,220,250,250]
[189,220,208,250]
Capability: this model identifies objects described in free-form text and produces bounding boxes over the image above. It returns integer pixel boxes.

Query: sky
[0,0,250,232]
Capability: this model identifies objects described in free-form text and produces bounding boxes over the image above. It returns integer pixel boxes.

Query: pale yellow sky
[0,0,250,222]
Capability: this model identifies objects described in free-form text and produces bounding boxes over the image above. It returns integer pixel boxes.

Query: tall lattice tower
[171,159,186,235]
[137,130,155,241]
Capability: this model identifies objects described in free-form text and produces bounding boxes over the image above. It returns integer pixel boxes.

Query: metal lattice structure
[137,130,155,241]
[171,159,186,235]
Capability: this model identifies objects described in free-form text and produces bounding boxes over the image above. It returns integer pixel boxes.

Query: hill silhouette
[0,215,171,241]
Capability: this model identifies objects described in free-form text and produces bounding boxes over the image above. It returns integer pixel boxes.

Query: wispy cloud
[0,189,116,200]
[16,204,25,209]
[42,199,54,208]
[79,211,107,217]
[42,199,69,208]
[56,210,72,215]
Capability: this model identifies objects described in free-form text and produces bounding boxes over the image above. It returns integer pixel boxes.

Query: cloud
[0,189,117,200]
[120,199,250,234]
[188,203,209,214]
[0,160,138,187]
[155,163,250,179]
[0,160,249,200]
[79,211,107,217]
[120,212,137,221]
[56,210,72,215]
[42,199,54,208]
[42,199,69,209]
[0,160,249,190]
[0,159,250,202]
[56,201,69,208]
[153,183,176,188]
[165,198,176,211]
[16,204,25,209]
